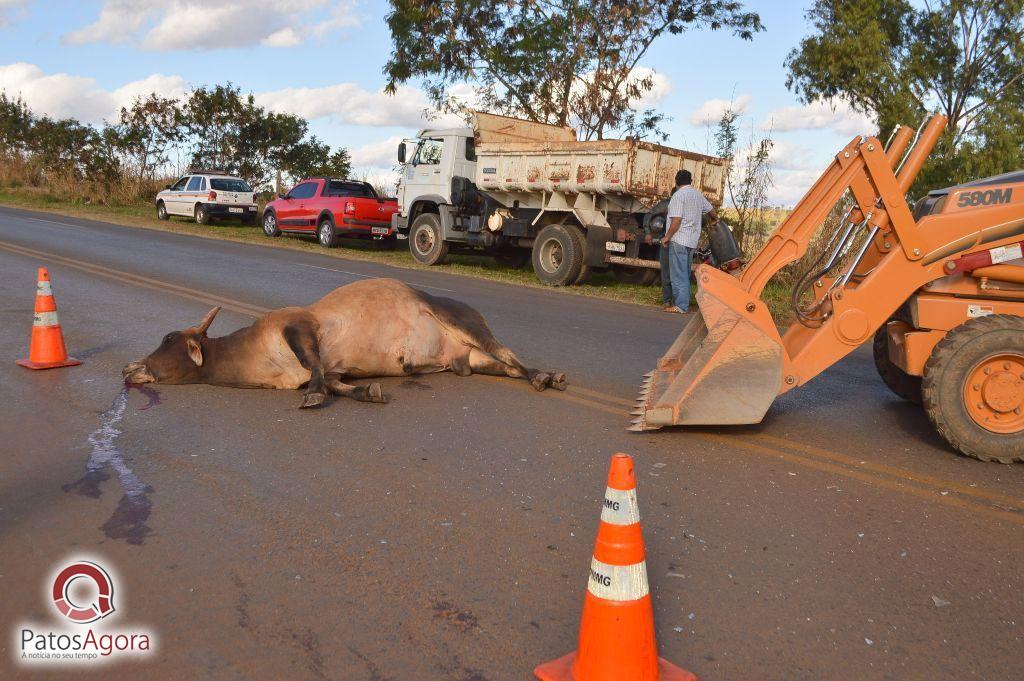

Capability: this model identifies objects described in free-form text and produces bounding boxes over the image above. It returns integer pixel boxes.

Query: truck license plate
[605,241,626,253]
[229,207,243,213]
[371,226,389,235]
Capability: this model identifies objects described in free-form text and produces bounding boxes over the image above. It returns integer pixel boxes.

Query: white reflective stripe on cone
[587,557,649,601]
[36,281,53,296]
[600,486,640,526]
[33,311,59,326]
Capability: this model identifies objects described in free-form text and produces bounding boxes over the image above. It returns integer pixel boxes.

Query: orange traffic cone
[16,267,81,370]
[535,453,696,681]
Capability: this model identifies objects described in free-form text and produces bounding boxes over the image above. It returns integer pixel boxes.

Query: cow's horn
[197,306,221,334]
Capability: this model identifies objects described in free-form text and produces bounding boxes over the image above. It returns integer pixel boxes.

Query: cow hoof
[531,373,550,392]
[301,392,326,409]
[551,372,567,391]
[366,383,389,404]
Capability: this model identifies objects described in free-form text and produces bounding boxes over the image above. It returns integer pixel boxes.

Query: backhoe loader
[632,114,1024,463]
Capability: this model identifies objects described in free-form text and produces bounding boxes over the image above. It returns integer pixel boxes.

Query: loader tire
[873,322,922,404]
[532,224,583,286]
[922,315,1024,464]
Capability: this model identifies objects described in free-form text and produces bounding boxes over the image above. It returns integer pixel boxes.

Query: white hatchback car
[156,171,258,225]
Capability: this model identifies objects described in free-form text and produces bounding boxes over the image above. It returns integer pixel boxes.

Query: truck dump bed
[472,112,727,205]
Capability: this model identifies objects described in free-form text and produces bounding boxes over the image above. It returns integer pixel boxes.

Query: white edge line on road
[26,217,84,229]
[297,262,454,293]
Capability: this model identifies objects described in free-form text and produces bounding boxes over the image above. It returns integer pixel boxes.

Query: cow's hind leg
[284,322,328,408]
[468,348,567,392]
[324,374,388,403]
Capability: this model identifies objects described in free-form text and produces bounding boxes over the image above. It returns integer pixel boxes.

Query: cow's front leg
[283,322,327,408]
[325,374,389,403]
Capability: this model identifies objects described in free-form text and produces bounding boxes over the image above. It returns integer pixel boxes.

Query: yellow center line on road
[3,237,1020,526]
[751,433,1022,510]
[0,240,270,318]
[702,433,1024,526]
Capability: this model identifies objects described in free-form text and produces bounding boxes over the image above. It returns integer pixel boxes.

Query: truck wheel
[611,266,659,286]
[922,314,1024,463]
[156,201,169,221]
[569,226,592,285]
[873,310,922,404]
[262,211,281,237]
[532,224,583,286]
[409,213,449,265]
[318,216,339,248]
[194,204,209,225]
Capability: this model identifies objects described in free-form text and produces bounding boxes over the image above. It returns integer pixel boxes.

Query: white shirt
[666,185,713,249]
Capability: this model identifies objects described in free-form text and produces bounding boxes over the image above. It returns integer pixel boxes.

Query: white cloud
[630,67,671,108]
[761,99,876,136]
[0,62,187,123]
[688,94,752,126]
[262,27,301,48]
[350,135,405,168]
[255,83,463,129]
[0,0,27,27]
[64,0,359,51]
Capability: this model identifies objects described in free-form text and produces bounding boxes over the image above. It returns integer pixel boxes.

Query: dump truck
[392,112,729,286]
[632,113,1024,463]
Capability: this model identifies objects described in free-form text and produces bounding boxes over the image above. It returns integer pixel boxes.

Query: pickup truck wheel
[194,204,209,225]
[409,213,448,265]
[262,212,281,237]
[922,315,1024,463]
[533,224,583,286]
[318,217,339,248]
[156,201,169,221]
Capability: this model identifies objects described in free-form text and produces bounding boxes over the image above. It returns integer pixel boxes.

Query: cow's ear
[186,338,203,366]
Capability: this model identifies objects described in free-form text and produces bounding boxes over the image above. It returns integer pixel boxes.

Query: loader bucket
[630,265,784,431]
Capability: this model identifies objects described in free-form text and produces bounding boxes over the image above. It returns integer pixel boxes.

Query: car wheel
[262,212,281,237]
[156,201,169,221]
[409,213,448,265]
[195,204,209,225]
[532,223,583,286]
[317,216,338,248]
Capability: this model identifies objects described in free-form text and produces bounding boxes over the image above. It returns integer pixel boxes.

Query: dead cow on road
[122,278,567,407]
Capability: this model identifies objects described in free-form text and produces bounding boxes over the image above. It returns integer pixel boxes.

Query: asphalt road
[0,206,1021,680]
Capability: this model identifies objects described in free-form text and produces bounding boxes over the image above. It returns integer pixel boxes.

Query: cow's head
[122,307,220,384]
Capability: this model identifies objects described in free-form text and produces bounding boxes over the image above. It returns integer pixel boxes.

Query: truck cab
[393,127,475,233]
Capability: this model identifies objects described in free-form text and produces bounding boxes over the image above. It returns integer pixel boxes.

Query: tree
[785,0,1024,189]
[115,93,183,184]
[714,106,774,252]
[0,93,33,155]
[385,0,763,139]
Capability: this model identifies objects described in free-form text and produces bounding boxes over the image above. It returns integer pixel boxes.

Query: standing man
[660,169,717,313]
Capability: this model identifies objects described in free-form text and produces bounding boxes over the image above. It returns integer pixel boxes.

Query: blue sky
[0,1,877,204]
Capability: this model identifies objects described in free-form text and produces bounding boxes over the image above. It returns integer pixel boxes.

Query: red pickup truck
[262,178,399,248]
